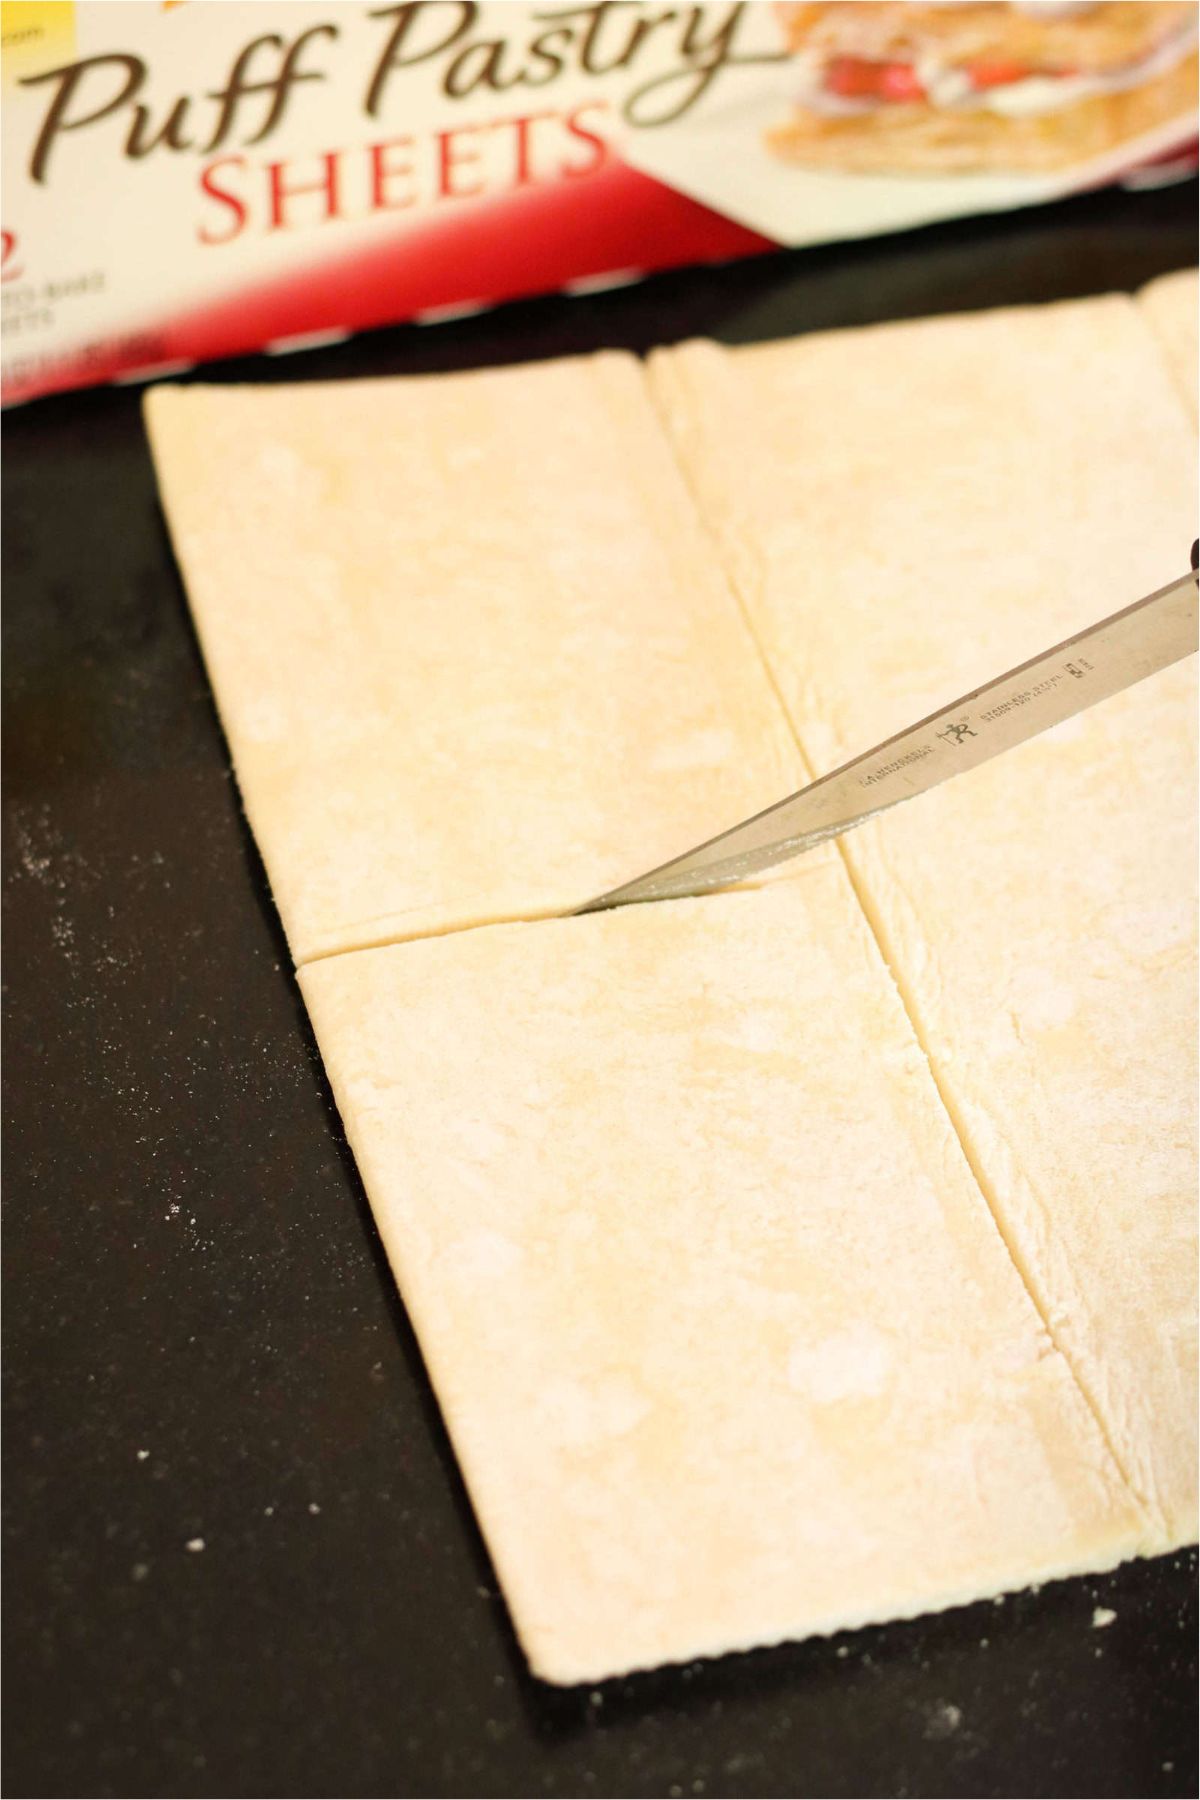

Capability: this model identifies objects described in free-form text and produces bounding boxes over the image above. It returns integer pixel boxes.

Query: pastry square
[300,871,1143,1684]
[146,358,801,962]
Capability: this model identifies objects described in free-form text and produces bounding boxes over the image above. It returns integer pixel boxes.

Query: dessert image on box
[768,1,1199,172]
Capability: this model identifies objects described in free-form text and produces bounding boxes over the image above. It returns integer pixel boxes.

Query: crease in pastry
[1137,266,1199,425]
[828,821,1155,1533]
[649,354,823,799]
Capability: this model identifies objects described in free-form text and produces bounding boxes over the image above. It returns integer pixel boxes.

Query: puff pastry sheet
[649,295,1199,1551]
[145,290,1198,1685]
[300,873,1142,1685]
[145,359,801,963]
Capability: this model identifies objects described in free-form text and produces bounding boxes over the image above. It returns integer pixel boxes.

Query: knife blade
[576,552,1198,916]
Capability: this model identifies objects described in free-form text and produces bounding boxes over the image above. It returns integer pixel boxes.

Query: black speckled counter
[5,181,1197,1800]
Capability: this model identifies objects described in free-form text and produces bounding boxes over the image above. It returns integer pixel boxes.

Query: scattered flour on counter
[185,1537,205,1553]
[1092,1606,1117,1628]
[12,804,85,967]
[924,1702,963,1741]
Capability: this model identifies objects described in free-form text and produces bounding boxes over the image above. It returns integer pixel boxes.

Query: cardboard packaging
[3,1,1196,404]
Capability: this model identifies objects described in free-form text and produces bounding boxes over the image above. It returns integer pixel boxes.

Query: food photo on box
[3,3,1198,1797]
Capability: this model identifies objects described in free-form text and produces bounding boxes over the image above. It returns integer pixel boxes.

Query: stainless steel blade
[576,563,1198,915]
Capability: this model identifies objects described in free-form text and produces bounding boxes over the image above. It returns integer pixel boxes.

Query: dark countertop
[4,180,1198,1800]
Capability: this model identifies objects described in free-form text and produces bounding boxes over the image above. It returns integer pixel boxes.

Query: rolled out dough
[649,295,1199,1549]
[1138,267,1199,423]
[144,287,1197,1684]
[299,870,1143,1686]
[145,358,801,963]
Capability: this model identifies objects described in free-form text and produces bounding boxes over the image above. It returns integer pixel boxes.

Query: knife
[577,546,1199,915]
